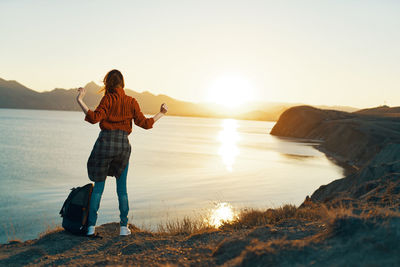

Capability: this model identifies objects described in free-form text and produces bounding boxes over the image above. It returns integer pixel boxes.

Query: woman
[76,69,167,236]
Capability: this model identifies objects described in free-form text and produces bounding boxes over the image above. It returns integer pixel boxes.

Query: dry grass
[219,201,400,230]
[33,203,400,239]
[38,225,63,239]
[220,204,330,230]
[157,216,213,235]
[154,204,362,234]
[3,222,18,243]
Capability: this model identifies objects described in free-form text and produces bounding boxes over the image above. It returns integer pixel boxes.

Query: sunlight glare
[206,202,237,228]
[218,119,240,171]
[207,74,254,108]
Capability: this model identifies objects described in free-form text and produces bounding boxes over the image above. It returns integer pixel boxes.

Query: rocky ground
[1,204,400,266]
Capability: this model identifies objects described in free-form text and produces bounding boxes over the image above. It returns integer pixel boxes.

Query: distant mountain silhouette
[0,77,358,121]
[0,78,211,116]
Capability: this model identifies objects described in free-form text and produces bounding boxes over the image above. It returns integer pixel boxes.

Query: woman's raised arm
[76,87,110,124]
[132,99,168,129]
[153,103,168,122]
[76,87,89,115]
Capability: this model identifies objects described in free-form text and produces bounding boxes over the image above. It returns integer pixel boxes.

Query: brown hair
[99,69,125,95]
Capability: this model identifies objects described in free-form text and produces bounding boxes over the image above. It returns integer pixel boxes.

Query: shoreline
[270,105,400,204]
[314,145,359,176]
[272,134,357,176]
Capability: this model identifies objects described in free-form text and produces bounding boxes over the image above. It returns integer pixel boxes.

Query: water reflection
[218,119,240,171]
[206,202,238,228]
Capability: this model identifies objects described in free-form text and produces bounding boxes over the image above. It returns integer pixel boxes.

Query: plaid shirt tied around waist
[87,129,131,182]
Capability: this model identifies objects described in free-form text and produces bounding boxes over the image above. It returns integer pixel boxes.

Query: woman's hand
[153,103,168,123]
[160,103,168,114]
[76,87,89,115]
[77,87,86,101]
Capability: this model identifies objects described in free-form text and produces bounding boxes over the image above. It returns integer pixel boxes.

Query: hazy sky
[1,0,399,108]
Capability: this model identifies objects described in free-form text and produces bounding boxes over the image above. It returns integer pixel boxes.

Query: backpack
[59,183,93,235]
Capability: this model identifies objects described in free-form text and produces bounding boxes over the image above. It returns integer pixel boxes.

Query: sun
[206,74,254,108]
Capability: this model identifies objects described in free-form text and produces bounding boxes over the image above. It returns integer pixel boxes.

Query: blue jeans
[88,162,130,227]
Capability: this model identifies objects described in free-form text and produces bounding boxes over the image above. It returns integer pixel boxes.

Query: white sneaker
[87,226,95,236]
[120,226,131,236]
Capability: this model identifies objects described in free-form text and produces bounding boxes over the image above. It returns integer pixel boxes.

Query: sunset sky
[1,0,399,108]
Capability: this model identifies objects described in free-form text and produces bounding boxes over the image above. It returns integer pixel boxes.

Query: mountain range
[0,77,359,121]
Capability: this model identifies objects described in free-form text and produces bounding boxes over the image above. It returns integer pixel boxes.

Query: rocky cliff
[271,105,400,205]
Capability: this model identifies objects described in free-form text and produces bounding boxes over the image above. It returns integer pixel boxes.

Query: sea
[0,108,344,243]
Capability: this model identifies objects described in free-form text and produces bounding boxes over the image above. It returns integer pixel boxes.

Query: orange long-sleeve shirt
[85,87,154,134]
